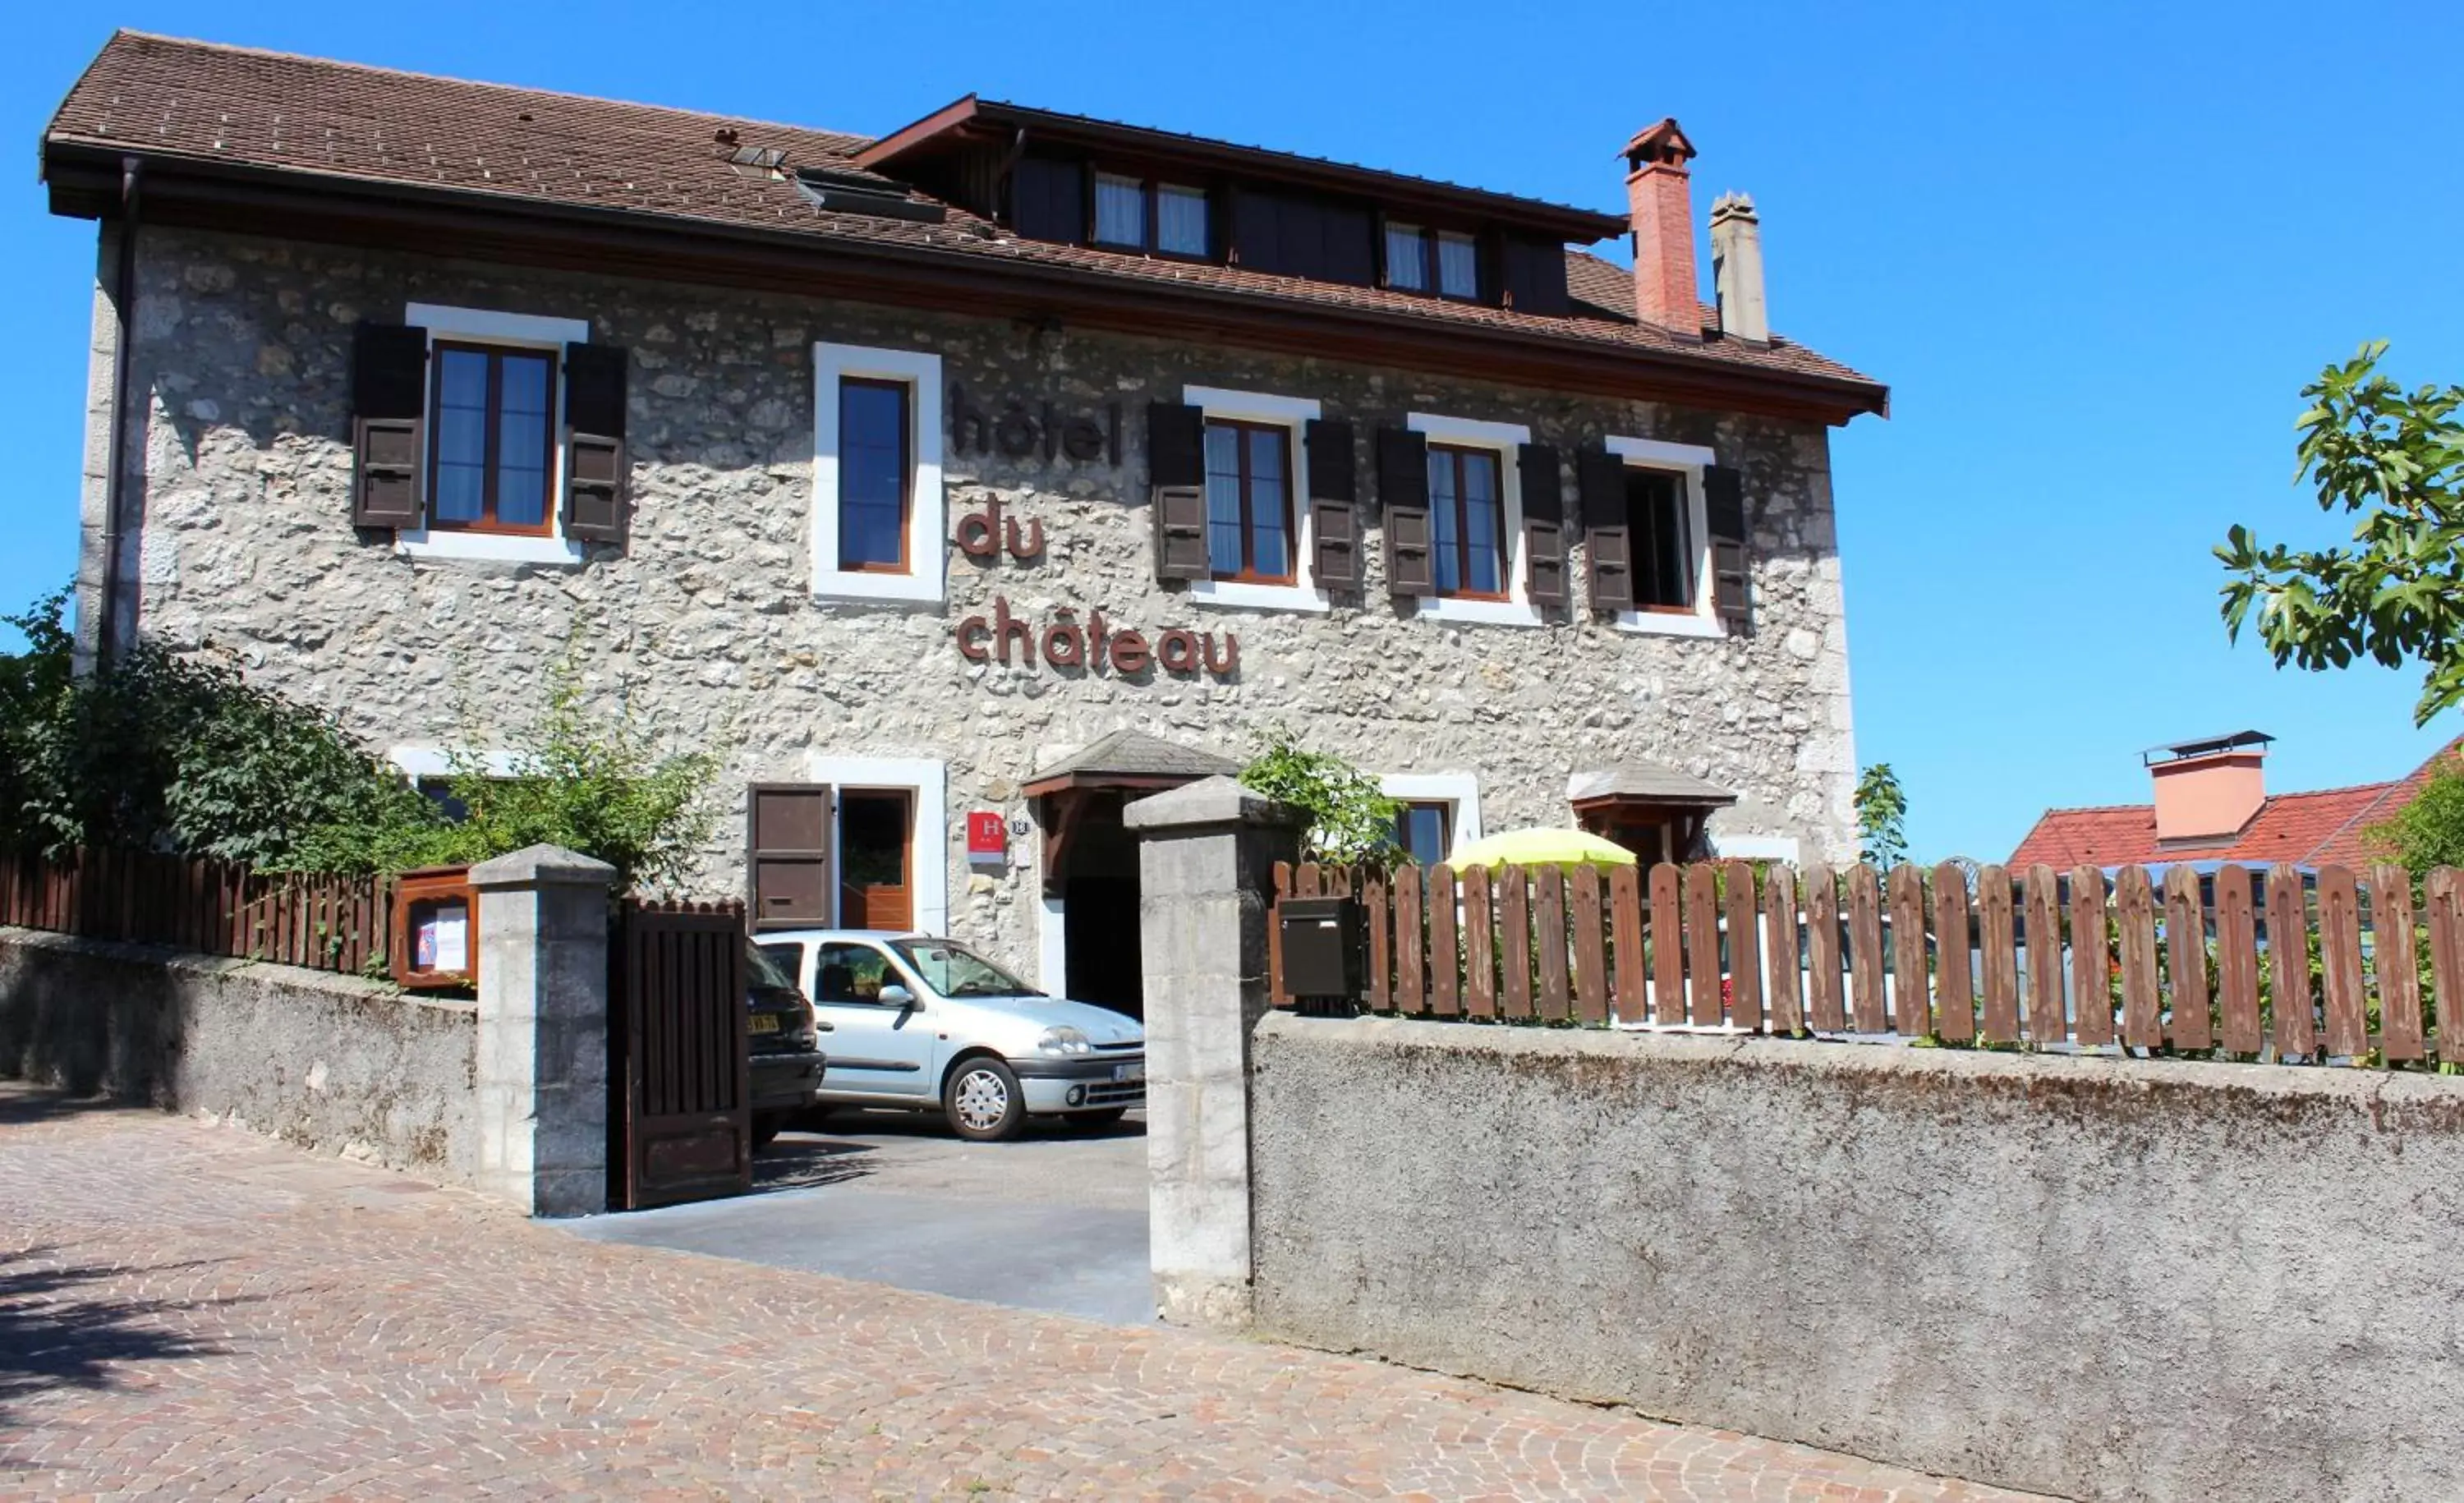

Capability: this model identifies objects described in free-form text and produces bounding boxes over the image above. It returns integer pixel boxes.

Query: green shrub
[1239,730,1401,867]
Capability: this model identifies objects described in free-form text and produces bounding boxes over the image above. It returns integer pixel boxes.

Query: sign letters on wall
[949,496,1237,680]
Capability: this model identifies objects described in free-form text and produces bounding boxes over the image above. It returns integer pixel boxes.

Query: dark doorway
[1064,876,1142,1018]
[1055,792,1143,1019]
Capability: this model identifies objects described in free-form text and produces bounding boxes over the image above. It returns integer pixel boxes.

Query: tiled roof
[43,32,1881,399]
[2008,738,2464,871]
[1567,761,1739,807]
[1028,730,1240,784]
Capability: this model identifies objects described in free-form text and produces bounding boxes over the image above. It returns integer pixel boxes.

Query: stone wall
[92,224,1857,977]
[0,926,478,1184]
[1248,1014,2464,1503]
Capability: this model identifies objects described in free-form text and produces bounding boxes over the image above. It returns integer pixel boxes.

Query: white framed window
[806,754,949,935]
[812,342,945,604]
[1380,772,1484,865]
[1605,435,1722,640]
[1712,831,1803,866]
[387,744,527,821]
[1406,411,1541,627]
[397,303,591,568]
[1183,385,1331,614]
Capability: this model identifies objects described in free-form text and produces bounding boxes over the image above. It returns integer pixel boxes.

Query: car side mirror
[879,983,918,1010]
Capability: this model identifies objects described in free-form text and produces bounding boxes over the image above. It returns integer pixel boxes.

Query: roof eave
[860,97,1630,245]
[42,139,1887,424]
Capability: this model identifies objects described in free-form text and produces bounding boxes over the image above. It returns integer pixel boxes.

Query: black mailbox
[1279,894,1363,1005]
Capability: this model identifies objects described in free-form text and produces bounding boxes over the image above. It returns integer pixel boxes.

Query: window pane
[499,352,551,416]
[1395,803,1450,866]
[1204,423,1243,574]
[1437,232,1479,298]
[496,458,547,526]
[1247,428,1289,580]
[839,380,909,569]
[1156,184,1208,255]
[1462,451,1501,595]
[431,349,489,526]
[1385,223,1427,290]
[1095,173,1145,247]
[1629,469,1692,607]
[437,347,488,413]
[1428,450,1460,595]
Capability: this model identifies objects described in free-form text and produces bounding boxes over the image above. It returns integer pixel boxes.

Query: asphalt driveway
[561,1108,1155,1326]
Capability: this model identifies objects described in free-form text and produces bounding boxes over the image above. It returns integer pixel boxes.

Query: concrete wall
[0,926,477,1184]
[1249,1014,2464,1503]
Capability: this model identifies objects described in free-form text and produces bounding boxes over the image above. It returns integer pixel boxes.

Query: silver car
[754,931,1145,1142]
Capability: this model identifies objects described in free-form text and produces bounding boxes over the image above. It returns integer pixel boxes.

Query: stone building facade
[46,35,1883,1010]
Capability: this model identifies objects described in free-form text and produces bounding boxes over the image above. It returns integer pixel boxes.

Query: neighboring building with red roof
[2011,732,2464,872]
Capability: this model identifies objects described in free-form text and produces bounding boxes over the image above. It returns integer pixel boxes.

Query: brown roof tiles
[44,31,1882,405]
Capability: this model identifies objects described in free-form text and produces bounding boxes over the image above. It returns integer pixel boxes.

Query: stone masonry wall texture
[100,227,1856,975]
[1248,1013,2464,1503]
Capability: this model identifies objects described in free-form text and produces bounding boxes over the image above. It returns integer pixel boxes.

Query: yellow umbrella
[1448,827,1638,869]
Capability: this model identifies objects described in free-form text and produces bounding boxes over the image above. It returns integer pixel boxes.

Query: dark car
[747,938,828,1147]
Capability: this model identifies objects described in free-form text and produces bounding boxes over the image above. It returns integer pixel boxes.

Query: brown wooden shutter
[563,342,629,547]
[1518,442,1567,606]
[1010,154,1087,244]
[351,323,427,530]
[747,783,834,931]
[1305,418,1359,590]
[1148,402,1209,581]
[1501,237,1572,316]
[1377,427,1432,598]
[1704,464,1753,632]
[1578,448,1632,610]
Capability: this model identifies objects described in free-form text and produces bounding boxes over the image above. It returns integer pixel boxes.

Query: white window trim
[1380,772,1485,860]
[387,745,526,781]
[397,304,591,568]
[1182,385,1331,614]
[1604,434,1722,639]
[1712,831,1803,866]
[1407,411,1542,627]
[807,754,949,936]
[1040,894,1068,995]
[811,342,945,604]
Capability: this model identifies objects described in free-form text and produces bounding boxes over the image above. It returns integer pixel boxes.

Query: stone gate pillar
[469,843,616,1217]
[1125,776,1306,1328]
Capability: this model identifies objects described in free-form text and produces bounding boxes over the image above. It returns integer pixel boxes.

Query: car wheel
[944,1057,1026,1142]
[1065,1108,1129,1130]
[750,1112,786,1150]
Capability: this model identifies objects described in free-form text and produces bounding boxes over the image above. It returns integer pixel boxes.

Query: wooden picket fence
[0,844,394,975]
[1271,857,2464,1067]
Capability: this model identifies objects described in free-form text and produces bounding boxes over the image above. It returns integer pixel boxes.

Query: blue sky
[4,2,2460,859]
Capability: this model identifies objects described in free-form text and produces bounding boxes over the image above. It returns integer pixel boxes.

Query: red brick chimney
[1623,117,1700,339]
[2146,731,2272,843]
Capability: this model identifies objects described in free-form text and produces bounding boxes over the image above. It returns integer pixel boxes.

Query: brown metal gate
[609,899,751,1210]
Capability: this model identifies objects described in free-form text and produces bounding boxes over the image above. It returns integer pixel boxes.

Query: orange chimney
[1622,117,1699,338]
[2146,732,2272,843]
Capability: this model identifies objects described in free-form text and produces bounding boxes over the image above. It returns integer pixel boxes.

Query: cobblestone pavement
[0,1090,2044,1501]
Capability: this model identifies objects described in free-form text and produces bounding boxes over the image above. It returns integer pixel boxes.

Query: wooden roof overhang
[1022,770,1220,899]
[43,145,1889,426]
[857,94,1634,246]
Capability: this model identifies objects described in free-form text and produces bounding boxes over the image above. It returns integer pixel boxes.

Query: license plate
[747,1013,780,1035]
[1114,1062,1143,1082]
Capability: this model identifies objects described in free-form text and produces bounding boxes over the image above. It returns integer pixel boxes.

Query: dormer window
[1383,223,1481,301]
[1092,172,1210,258]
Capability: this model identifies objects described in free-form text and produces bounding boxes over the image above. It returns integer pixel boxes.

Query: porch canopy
[1023,729,1242,896]
[1566,760,1739,866]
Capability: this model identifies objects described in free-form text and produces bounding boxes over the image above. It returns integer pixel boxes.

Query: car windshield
[890,938,1041,999]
